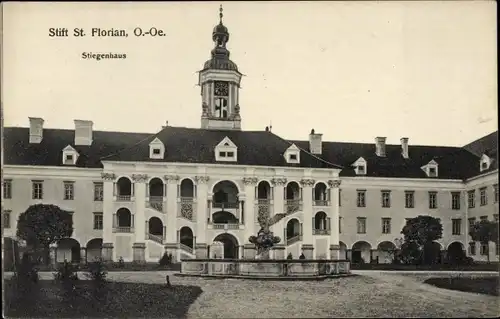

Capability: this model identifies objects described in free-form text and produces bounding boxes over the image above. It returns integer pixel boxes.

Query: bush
[117,256,125,268]
[53,260,79,285]
[14,253,39,290]
[85,257,108,283]
[159,252,173,266]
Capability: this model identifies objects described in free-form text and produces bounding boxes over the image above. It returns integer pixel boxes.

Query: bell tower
[199,5,242,130]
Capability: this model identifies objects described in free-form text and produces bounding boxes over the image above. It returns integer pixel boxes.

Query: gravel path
[6,271,499,318]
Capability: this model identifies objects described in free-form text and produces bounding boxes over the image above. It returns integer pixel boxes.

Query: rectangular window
[496,243,500,256]
[452,219,462,235]
[289,154,297,160]
[480,215,488,221]
[64,182,75,200]
[467,190,475,208]
[3,210,11,229]
[94,182,104,201]
[405,191,414,208]
[32,181,44,200]
[480,187,487,206]
[227,151,234,157]
[428,191,438,209]
[428,167,437,177]
[480,243,489,256]
[451,192,461,210]
[468,217,476,230]
[357,217,366,234]
[3,179,12,199]
[468,242,476,255]
[93,213,103,230]
[152,148,161,155]
[381,191,391,208]
[358,165,365,174]
[494,184,499,203]
[382,218,391,234]
[339,189,342,206]
[219,151,226,158]
[356,190,366,207]
[339,217,342,233]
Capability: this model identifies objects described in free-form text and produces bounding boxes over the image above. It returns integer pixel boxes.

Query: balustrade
[178,197,196,221]
[113,227,133,233]
[284,199,302,215]
[146,196,165,212]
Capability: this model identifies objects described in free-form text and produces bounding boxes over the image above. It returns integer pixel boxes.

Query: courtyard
[4,270,499,318]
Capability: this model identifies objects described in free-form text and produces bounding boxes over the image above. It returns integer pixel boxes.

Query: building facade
[2,9,498,264]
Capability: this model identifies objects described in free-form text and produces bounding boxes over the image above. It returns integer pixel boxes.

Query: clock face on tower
[214,81,229,96]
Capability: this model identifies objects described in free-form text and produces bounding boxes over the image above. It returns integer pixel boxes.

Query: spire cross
[219,4,223,23]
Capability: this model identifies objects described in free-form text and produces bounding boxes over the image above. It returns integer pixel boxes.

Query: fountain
[176,212,351,280]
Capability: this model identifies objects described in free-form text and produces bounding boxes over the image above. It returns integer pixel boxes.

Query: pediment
[149,137,164,146]
[216,136,237,149]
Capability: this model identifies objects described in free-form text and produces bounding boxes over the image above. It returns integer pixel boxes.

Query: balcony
[284,199,302,215]
[313,229,331,235]
[212,201,239,209]
[116,195,132,202]
[208,222,242,230]
[313,215,330,235]
[177,197,196,221]
[147,233,164,244]
[313,200,330,207]
[146,196,165,213]
[285,234,302,245]
[113,227,133,233]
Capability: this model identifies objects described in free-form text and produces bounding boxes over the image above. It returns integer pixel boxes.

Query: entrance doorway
[213,233,239,259]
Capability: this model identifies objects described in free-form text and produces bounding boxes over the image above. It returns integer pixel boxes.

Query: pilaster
[195,175,210,244]
[329,179,341,259]
[242,176,258,241]
[272,244,285,259]
[195,243,208,259]
[132,242,146,263]
[329,244,340,260]
[271,177,287,238]
[243,244,256,259]
[164,174,180,243]
[300,178,315,246]
[101,172,116,244]
[164,243,178,263]
[132,174,148,244]
[302,244,314,259]
[102,242,113,262]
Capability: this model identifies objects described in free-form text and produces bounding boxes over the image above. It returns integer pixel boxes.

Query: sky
[2,1,497,147]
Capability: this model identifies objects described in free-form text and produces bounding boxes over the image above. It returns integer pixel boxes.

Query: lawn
[424,276,499,296]
[4,278,203,318]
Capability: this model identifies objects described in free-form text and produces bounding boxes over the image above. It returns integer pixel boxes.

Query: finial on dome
[219,4,223,23]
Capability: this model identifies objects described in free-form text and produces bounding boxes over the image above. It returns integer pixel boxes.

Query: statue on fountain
[248,212,287,259]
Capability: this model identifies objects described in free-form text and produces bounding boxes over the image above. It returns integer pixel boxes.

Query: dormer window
[284,144,300,164]
[149,137,165,159]
[422,160,438,177]
[480,154,491,172]
[215,136,237,162]
[62,145,78,165]
[352,157,367,175]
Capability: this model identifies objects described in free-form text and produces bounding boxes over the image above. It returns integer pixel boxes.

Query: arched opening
[213,233,239,259]
[212,211,239,224]
[116,177,132,196]
[352,241,372,264]
[179,226,194,249]
[149,177,164,197]
[314,182,328,202]
[422,241,443,265]
[377,241,396,264]
[314,211,328,230]
[116,208,132,228]
[86,238,103,263]
[57,238,81,263]
[149,217,164,236]
[286,218,301,241]
[257,181,271,200]
[180,179,194,198]
[212,180,239,209]
[339,241,348,260]
[285,182,301,200]
[446,241,466,265]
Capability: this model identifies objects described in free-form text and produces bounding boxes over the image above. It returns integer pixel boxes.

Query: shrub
[84,257,108,283]
[117,256,125,268]
[159,252,173,266]
[14,253,39,291]
[53,260,79,285]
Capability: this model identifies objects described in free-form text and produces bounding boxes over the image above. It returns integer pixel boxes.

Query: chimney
[309,128,323,155]
[401,137,409,159]
[74,120,93,146]
[375,136,386,157]
[29,117,44,144]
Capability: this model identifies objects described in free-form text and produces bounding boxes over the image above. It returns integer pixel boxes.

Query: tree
[401,215,443,265]
[469,220,499,263]
[16,204,73,265]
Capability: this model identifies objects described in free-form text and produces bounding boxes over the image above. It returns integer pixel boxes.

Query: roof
[3,126,339,170]
[4,126,496,180]
[462,131,498,173]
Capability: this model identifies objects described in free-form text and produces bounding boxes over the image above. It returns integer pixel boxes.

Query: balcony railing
[284,199,302,215]
[146,196,164,212]
[148,233,164,244]
[113,227,133,233]
[313,200,330,207]
[211,223,240,230]
[212,202,239,209]
[285,234,302,245]
[178,198,196,221]
[179,243,194,254]
[255,199,271,223]
[313,229,331,235]
[116,195,132,201]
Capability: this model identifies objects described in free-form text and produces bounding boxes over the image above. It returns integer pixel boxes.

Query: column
[271,177,287,242]
[243,177,257,257]
[195,175,209,258]
[101,173,115,261]
[329,179,341,260]
[164,175,179,244]
[132,174,148,263]
[49,243,58,267]
[301,179,315,259]
[80,247,87,264]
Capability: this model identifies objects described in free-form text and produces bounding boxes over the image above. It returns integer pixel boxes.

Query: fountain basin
[176,259,352,280]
